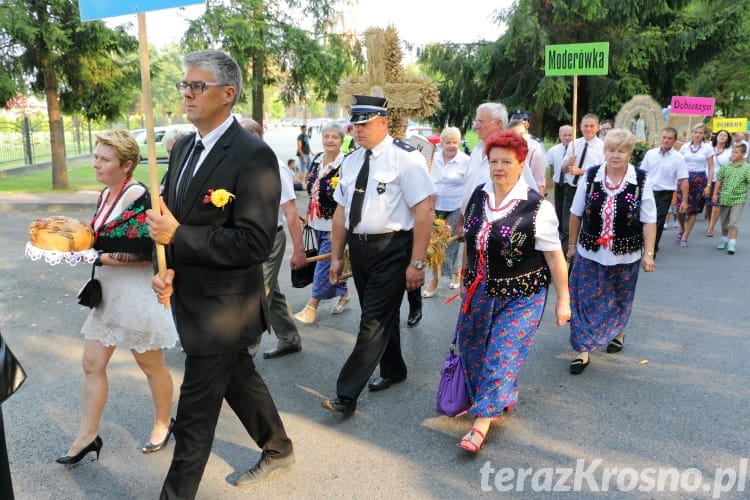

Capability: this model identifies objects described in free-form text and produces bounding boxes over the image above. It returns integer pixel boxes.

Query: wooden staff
[137,13,169,308]
[571,74,579,156]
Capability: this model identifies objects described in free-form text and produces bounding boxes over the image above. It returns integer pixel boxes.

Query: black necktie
[348,149,372,232]
[175,140,204,212]
[572,142,588,186]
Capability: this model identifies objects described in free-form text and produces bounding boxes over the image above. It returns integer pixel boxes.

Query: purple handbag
[436,332,470,417]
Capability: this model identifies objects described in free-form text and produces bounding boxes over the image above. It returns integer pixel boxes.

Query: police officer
[322,95,436,414]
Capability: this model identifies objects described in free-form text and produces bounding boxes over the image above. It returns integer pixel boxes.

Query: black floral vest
[463,185,551,298]
[92,183,153,255]
[578,165,646,255]
[306,153,342,220]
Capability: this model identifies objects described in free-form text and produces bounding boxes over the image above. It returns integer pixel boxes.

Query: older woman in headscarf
[567,128,656,374]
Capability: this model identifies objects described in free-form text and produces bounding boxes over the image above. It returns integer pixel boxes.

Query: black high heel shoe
[142,418,175,454]
[56,436,103,465]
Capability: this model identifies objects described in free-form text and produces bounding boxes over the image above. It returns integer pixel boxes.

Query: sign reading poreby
[670,96,715,116]
[711,117,748,134]
[545,42,609,76]
[79,0,203,21]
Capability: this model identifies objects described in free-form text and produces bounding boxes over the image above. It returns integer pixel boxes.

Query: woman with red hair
[454,130,570,453]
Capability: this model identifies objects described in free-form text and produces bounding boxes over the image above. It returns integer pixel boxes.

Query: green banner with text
[545,42,609,76]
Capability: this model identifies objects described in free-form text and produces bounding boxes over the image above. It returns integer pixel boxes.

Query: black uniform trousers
[337,231,412,401]
[560,183,579,248]
[160,350,293,499]
[653,190,675,253]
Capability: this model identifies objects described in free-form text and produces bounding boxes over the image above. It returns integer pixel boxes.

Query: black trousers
[0,406,13,500]
[560,184,579,247]
[653,190,674,253]
[337,232,411,400]
[161,350,293,500]
[554,181,565,233]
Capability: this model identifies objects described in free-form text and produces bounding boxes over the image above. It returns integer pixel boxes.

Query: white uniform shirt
[678,142,713,173]
[334,136,435,233]
[546,142,569,184]
[461,140,538,214]
[571,163,656,266]
[277,164,297,226]
[430,149,469,212]
[639,147,688,191]
[480,177,561,252]
[524,135,548,191]
[561,136,605,186]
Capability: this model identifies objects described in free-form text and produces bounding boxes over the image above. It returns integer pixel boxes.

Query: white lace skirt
[81,265,179,353]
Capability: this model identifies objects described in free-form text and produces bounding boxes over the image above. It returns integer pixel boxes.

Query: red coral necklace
[90,177,132,236]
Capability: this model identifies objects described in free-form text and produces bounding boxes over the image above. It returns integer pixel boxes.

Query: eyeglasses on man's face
[175,81,229,95]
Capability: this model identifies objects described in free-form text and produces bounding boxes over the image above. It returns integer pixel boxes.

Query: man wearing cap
[322,95,436,414]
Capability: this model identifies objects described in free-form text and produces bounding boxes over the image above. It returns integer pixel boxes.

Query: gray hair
[183,50,242,106]
[440,126,461,142]
[239,118,263,138]
[163,127,192,152]
[321,121,345,141]
[477,102,508,124]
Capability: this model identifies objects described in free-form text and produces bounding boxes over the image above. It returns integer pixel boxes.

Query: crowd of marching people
[4,48,749,500]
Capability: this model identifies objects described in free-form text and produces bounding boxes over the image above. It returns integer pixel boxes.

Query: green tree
[419,0,750,138]
[0,0,137,189]
[181,0,361,125]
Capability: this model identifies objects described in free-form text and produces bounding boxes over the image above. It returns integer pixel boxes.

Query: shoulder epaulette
[393,139,416,152]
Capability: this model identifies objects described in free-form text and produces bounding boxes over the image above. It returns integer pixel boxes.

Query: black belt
[349,230,411,242]
[277,225,284,232]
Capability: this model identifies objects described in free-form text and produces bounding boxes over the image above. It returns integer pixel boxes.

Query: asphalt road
[1,130,749,498]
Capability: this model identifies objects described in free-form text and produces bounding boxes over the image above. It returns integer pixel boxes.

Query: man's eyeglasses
[472,118,495,127]
[175,81,229,95]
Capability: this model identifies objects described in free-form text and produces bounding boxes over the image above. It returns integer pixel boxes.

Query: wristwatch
[411,260,426,270]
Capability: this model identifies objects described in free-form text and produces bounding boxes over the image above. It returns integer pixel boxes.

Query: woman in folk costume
[57,130,177,465]
[294,122,351,324]
[456,130,570,453]
[567,128,656,375]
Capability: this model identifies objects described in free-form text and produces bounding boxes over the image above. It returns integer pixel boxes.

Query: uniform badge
[377,182,386,194]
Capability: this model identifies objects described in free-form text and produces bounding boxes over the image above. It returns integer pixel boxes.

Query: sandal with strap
[459,427,487,453]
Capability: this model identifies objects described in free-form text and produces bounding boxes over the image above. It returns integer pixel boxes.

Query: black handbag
[291,226,318,288]
[77,262,102,308]
[0,332,26,404]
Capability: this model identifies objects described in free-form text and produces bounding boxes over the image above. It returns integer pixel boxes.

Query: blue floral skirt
[312,229,348,300]
[569,255,640,352]
[456,280,547,418]
[676,171,708,215]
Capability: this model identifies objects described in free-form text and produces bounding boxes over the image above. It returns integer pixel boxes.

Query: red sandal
[459,427,487,453]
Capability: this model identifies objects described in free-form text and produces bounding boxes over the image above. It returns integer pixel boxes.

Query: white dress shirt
[546,142,569,183]
[561,136,605,186]
[431,150,469,211]
[639,147,688,191]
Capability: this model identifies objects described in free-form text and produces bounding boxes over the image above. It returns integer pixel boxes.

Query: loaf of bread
[28,216,95,252]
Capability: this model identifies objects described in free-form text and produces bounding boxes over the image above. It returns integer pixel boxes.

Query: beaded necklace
[90,177,132,237]
[689,142,702,154]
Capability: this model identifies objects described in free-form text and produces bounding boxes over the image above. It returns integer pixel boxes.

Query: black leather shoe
[406,310,422,327]
[368,376,406,392]
[569,357,590,375]
[263,345,301,359]
[606,337,624,354]
[321,397,356,414]
[234,452,294,487]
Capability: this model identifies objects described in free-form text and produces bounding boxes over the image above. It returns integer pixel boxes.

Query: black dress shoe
[263,345,301,359]
[56,436,103,465]
[368,376,406,392]
[569,357,590,375]
[234,452,294,487]
[406,310,422,327]
[321,397,356,414]
[142,418,175,454]
[606,337,624,354]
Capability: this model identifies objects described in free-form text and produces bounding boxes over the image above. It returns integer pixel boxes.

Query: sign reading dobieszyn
[670,96,715,116]
[79,0,203,21]
[545,42,609,76]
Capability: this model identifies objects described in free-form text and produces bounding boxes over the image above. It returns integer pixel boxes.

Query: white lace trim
[24,242,98,266]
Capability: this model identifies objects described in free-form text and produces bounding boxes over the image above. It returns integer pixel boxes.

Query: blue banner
[79,0,204,21]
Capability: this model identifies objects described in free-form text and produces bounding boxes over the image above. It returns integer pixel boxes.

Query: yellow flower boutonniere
[330,176,339,190]
[203,188,235,208]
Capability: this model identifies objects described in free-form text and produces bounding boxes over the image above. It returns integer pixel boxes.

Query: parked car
[406,126,440,145]
[136,125,194,161]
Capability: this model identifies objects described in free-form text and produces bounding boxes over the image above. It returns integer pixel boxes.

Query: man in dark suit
[147,50,293,499]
